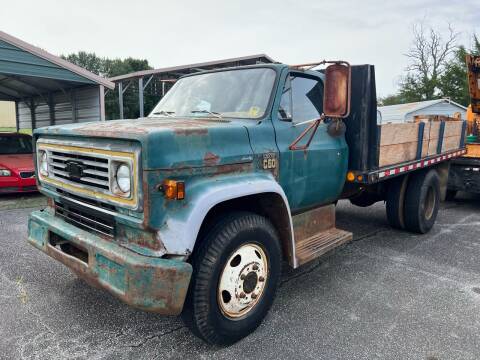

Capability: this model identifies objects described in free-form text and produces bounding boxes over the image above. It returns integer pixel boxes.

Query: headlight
[39,151,48,177]
[116,164,131,193]
[0,169,11,176]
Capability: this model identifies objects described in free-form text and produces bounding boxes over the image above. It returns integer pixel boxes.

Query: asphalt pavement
[1,193,480,360]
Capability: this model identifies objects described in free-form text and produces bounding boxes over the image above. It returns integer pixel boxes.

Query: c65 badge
[262,153,277,170]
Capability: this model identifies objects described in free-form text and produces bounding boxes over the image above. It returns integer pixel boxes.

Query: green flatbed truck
[28,61,466,344]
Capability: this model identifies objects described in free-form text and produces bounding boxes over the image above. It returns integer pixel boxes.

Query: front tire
[181,212,282,345]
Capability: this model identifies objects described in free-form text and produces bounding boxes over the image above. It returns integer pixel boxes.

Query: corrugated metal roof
[109,54,275,82]
[378,99,467,122]
[0,31,114,101]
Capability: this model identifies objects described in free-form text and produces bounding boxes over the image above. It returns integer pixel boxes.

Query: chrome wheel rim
[218,243,269,319]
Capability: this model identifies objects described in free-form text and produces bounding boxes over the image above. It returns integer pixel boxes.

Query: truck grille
[55,200,115,238]
[49,150,110,191]
[37,140,138,209]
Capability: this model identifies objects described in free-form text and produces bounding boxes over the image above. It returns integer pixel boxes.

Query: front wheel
[181,212,282,345]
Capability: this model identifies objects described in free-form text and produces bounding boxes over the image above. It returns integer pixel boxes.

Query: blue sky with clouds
[2,0,479,96]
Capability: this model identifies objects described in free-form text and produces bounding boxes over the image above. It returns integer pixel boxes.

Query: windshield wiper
[190,110,223,118]
[152,110,175,117]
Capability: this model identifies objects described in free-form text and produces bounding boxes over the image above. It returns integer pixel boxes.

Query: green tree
[61,51,104,76]
[378,93,405,106]
[439,35,480,106]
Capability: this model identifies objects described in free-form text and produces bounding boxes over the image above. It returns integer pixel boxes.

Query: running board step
[292,204,353,267]
[295,228,352,266]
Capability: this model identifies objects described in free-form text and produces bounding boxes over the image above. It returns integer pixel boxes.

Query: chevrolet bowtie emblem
[65,161,85,180]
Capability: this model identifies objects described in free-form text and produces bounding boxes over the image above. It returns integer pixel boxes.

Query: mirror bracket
[289,114,325,151]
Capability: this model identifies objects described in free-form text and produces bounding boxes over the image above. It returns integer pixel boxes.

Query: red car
[0,133,37,193]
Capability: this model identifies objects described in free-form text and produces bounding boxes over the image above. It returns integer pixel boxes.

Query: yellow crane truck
[447,54,480,198]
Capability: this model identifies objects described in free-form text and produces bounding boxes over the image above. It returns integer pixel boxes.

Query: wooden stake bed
[348,116,467,185]
[378,117,465,167]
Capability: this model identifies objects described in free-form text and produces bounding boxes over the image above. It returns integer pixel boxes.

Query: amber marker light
[346,171,355,182]
[162,180,185,200]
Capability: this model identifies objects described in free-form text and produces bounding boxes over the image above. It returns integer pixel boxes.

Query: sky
[2,0,480,97]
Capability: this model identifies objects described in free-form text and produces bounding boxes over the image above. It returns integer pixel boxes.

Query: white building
[378,99,467,124]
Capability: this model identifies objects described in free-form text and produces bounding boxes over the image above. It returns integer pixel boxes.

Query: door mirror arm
[289,114,325,150]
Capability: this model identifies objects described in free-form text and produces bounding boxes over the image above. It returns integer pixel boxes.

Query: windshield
[0,135,33,154]
[150,68,276,119]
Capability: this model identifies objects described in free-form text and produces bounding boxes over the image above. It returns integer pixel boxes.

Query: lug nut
[259,276,265,282]
[239,292,246,298]
[240,274,245,280]
[253,264,259,271]
[251,293,258,299]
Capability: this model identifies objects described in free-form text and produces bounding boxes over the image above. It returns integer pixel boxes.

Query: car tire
[404,169,440,234]
[181,212,282,345]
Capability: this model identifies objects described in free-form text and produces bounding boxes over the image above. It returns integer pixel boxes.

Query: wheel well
[194,193,293,264]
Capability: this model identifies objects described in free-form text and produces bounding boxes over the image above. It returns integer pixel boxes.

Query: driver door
[272,71,348,212]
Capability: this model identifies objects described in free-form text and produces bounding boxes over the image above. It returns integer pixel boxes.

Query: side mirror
[323,62,351,118]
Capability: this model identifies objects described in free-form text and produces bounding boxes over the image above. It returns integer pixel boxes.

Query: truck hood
[34,117,255,170]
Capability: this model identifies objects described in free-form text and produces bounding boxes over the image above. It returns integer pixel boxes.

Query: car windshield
[0,135,33,154]
[149,68,276,119]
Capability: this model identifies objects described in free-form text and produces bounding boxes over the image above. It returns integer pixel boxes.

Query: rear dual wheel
[181,212,282,345]
[386,169,440,234]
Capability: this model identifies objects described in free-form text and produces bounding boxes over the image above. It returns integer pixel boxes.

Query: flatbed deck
[350,148,467,185]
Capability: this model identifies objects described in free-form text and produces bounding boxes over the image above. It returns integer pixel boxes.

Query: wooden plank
[420,140,429,158]
[426,122,440,155]
[444,121,464,137]
[379,142,418,167]
[442,136,461,152]
[295,228,352,266]
[415,115,463,122]
[421,121,432,156]
[292,204,335,243]
[379,123,419,146]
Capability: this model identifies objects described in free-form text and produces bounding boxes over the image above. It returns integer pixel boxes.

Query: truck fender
[156,174,295,261]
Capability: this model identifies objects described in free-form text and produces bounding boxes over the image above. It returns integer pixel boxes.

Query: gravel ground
[1,193,480,360]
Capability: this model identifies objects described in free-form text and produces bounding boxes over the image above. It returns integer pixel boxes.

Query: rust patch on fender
[203,152,220,166]
[173,127,208,136]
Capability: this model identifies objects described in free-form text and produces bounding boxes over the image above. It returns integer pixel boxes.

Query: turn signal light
[162,180,185,200]
[346,171,355,182]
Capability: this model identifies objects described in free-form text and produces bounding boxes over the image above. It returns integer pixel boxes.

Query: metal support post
[139,77,144,118]
[118,82,124,119]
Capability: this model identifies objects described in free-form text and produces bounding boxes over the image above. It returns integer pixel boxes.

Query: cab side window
[278,76,293,121]
[291,75,324,123]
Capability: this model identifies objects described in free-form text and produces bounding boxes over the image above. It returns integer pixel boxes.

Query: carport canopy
[0,31,114,129]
